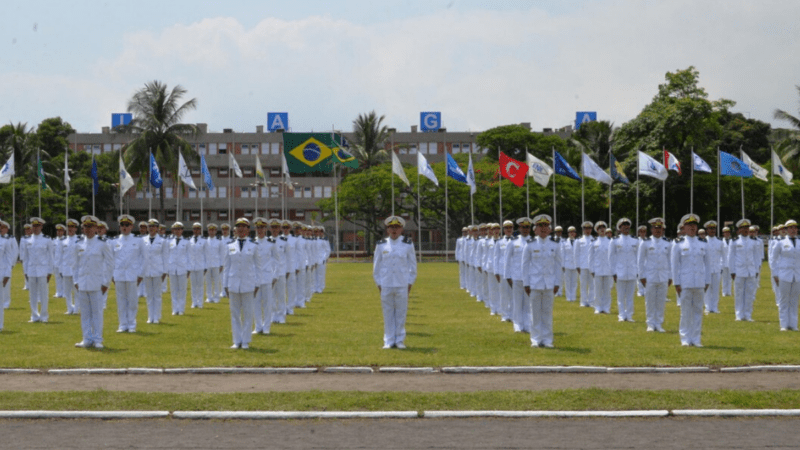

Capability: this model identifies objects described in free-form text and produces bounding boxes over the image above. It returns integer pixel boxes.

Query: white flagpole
[552,147,557,225]
[417,167,422,263]
[608,183,611,226]
[661,147,665,221]
[635,151,639,227]
[91,153,95,217]
[690,146,694,214]
[469,148,474,226]
[38,149,42,218]
[498,147,502,223]
[770,146,774,230]
[444,135,449,262]
[391,133,395,216]
[65,146,69,222]
[717,147,721,229]
[12,171,15,238]
[739,146,745,218]
[581,151,585,223]
[334,159,340,259]
[148,149,152,219]
[525,147,530,217]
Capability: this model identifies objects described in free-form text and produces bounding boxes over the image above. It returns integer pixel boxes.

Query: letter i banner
[499,152,528,187]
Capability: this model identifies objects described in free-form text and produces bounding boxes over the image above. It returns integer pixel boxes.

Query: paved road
[1,417,798,449]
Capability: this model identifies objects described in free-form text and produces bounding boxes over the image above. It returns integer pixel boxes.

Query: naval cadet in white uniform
[770,219,800,331]
[59,219,80,314]
[20,217,54,322]
[111,215,144,333]
[504,217,533,332]
[0,220,18,330]
[74,216,113,349]
[728,219,760,321]
[253,217,277,335]
[188,223,207,309]
[373,216,417,349]
[671,214,711,347]
[167,222,190,315]
[204,223,224,304]
[223,218,260,349]
[522,214,561,348]
[703,221,724,314]
[589,221,613,314]
[609,218,639,322]
[141,219,167,324]
[575,221,595,308]
[637,218,672,332]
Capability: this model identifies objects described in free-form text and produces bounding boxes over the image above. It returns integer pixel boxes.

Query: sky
[2,0,799,135]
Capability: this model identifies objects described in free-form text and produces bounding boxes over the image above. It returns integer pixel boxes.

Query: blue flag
[446,153,467,184]
[90,156,99,194]
[201,155,214,190]
[149,153,163,188]
[719,151,753,178]
[554,151,581,181]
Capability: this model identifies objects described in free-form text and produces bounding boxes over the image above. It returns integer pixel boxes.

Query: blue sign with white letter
[267,113,289,132]
[420,112,441,132]
[575,111,597,130]
[112,113,132,128]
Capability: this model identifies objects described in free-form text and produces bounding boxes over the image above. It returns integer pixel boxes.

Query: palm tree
[570,120,617,167]
[118,81,199,220]
[774,85,800,169]
[351,111,389,170]
[0,122,59,187]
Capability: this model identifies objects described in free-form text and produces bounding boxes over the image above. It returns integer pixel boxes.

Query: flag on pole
[417,152,439,186]
[281,153,294,190]
[445,153,467,184]
[178,152,196,189]
[255,155,267,186]
[609,152,629,184]
[91,155,99,194]
[229,152,243,178]
[391,151,410,186]
[638,151,668,180]
[664,150,681,174]
[283,132,336,173]
[200,155,215,190]
[526,152,553,187]
[553,151,581,181]
[466,152,476,194]
[0,151,14,184]
[581,152,612,185]
[119,153,135,196]
[692,152,712,173]
[719,151,753,178]
[149,153,163,188]
[741,151,768,181]
[771,150,793,185]
[331,134,359,169]
[37,153,48,190]
[64,151,71,192]
[499,152,528,187]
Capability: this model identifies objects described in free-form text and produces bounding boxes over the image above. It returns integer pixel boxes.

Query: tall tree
[571,120,617,167]
[351,111,389,170]
[476,124,571,161]
[774,85,800,170]
[118,81,199,221]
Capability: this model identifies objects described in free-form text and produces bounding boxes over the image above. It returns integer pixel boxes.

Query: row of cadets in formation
[1,215,331,349]
[455,213,800,348]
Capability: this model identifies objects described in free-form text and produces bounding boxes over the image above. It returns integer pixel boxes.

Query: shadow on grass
[400,347,439,354]
[241,347,279,355]
[548,346,592,354]
[406,332,432,338]
[702,345,746,352]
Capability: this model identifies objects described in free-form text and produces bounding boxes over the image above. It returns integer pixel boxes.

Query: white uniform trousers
[115,280,139,332]
[475,270,485,302]
[616,279,636,321]
[228,291,255,347]
[468,266,477,296]
[772,276,780,307]
[556,273,564,297]
[28,276,49,322]
[721,267,732,296]
[77,290,104,345]
[499,276,512,321]
[55,273,64,297]
[304,267,313,303]
[644,281,668,330]
[62,275,77,314]
[510,279,530,332]
[3,280,10,308]
[733,276,758,320]
[161,275,169,293]
[316,262,327,293]
[563,268,578,302]
[254,282,274,334]
[206,267,221,303]
[295,270,306,307]
[380,286,408,347]
[189,270,205,308]
[579,270,594,307]
[529,289,554,346]
[489,273,501,315]
[482,271,490,306]
[170,273,188,315]
[137,278,146,298]
[637,279,645,297]
[679,287,704,346]
[272,275,287,323]
[0,283,5,329]
[593,275,613,314]
[286,272,297,315]
[143,276,162,323]
[459,262,466,289]
[778,280,800,330]
[704,272,721,313]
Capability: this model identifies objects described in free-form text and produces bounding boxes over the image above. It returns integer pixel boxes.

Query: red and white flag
[499,152,529,187]
[664,150,681,175]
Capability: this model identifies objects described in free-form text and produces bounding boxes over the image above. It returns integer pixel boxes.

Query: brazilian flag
[283,133,336,174]
[331,133,359,169]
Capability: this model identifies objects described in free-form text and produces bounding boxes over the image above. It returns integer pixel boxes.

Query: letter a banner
[499,151,528,187]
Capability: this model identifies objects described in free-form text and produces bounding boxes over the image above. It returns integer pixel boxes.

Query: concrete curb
[173,411,419,420]
[0,369,41,374]
[720,365,800,373]
[0,411,169,419]
[378,367,437,373]
[672,409,800,417]
[322,367,373,374]
[423,410,671,418]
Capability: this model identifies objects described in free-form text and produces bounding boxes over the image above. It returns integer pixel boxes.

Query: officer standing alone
[373,216,417,349]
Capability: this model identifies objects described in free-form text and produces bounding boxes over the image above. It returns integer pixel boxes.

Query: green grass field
[1,261,797,369]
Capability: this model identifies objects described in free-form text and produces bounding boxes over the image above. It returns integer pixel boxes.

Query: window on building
[218,168,228,178]
[188,188,197,199]
[418,143,428,154]
[295,210,305,218]
[269,168,280,176]
[323,186,332,198]
[219,210,228,220]
[198,143,206,154]
[270,143,280,155]
[304,187,312,198]
[113,144,122,151]
[191,168,200,176]
[208,187,217,198]
[166,187,173,198]
[270,186,279,197]
[314,186,322,198]
[408,144,417,154]
[242,168,254,176]
[136,191,144,199]
[166,210,176,220]
[218,143,227,155]
[209,143,218,155]
[190,210,200,219]
[218,186,227,198]
[428,142,437,154]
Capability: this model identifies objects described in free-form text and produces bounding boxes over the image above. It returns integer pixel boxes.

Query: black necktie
[150,237,155,244]
[176,238,180,245]
[239,239,244,251]
[792,237,796,248]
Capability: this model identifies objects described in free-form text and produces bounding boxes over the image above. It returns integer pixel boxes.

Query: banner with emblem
[526,152,553,187]
[282,132,337,173]
[0,151,13,183]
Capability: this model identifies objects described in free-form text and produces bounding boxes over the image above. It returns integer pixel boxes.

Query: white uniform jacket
[223,238,259,293]
[373,236,417,288]
[609,234,639,280]
[671,236,711,289]
[111,234,144,282]
[503,235,528,281]
[494,236,513,277]
[522,236,562,290]
[74,236,113,291]
[589,236,613,276]
[574,235,594,270]
[0,234,19,278]
[204,236,224,269]
[167,236,191,275]
[705,236,725,274]
[637,236,672,284]
[187,236,207,272]
[60,235,80,278]
[20,234,54,277]
[141,235,167,277]
[727,235,760,278]
[255,236,278,285]
[771,236,800,283]
[562,238,578,270]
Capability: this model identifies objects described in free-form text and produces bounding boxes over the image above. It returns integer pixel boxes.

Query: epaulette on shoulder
[661,237,669,242]
[378,238,388,244]
[613,235,620,240]
[674,237,685,243]
[526,237,533,244]
[279,236,287,241]
[699,237,707,242]
[402,236,413,244]
[549,236,559,242]
[227,238,236,244]
[750,236,758,241]
[591,236,597,241]
[76,236,85,242]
